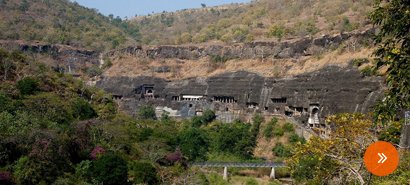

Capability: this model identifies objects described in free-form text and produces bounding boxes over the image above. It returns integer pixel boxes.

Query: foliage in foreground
[371,0,410,125]
[288,113,374,184]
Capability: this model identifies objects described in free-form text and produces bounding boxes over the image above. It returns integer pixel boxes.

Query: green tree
[14,156,62,185]
[72,98,97,120]
[272,142,292,157]
[282,122,294,132]
[23,92,73,125]
[267,24,286,40]
[288,114,373,184]
[370,0,410,124]
[212,121,255,158]
[191,109,216,127]
[177,127,209,161]
[137,105,156,120]
[129,161,159,185]
[17,77,39,95]
[91,153,129,185]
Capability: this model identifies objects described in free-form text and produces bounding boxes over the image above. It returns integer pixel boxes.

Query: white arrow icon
[378,153,387,163]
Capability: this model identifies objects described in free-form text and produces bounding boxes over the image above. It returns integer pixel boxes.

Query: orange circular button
[364,141,399,176]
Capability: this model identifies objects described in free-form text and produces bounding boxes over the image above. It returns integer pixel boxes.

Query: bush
[73,98,97,120]
[137,105,156,120]
[86,66,102,77]
[275,167,291,178]
[212,121,255,159]
[267,24,286,40]
[177,127,209,161]
[91,153,129,185]
[202,109,216,123]
[378,121,402,145]
[361,66,377,76]
[273,127,284,137]
[245,178,258,185]
[210,55,230,63]
[191,109,216,127]
[283,122,294,132]
[17,77,39,95]
[14,156,61,185]
[351,58,369,67]
[136,127,154,141]
[129,161,159,185]
[272,143,291,157]
[264,118,279,139]
[288,133,306,144]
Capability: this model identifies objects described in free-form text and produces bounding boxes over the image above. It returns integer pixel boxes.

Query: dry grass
[103,48,373,79]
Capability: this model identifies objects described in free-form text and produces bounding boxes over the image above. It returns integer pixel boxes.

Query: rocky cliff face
[97,65,383,125]
[0,40,99,74]
[106,29,373,60]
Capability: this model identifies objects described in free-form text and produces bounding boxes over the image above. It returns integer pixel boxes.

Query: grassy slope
[0,0,137,51]
[131,0,374,45]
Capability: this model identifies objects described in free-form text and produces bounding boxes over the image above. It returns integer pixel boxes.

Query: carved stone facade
[97,66,383,128]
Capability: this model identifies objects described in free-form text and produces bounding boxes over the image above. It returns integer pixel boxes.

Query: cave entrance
[309,106,320,127]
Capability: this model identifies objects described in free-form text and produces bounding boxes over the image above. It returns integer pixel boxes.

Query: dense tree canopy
[371,0,410,124]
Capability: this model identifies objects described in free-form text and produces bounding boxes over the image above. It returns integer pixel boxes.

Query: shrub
[191,109,216,127]
[267,24,286,40]
[17,77,39,95]
[351,58,369,67]
[272,143,291,157]
[210,55,230,63]
[212,121,255,159]
[90,146,106,160]
[283,122,294,132]
[137,105,156,120]
[273,127,284,137]
[245,178,258,185]
[202,109,216,123]
[288,133,306,144]
[136,127,154,141]
[360,66,377,76]
[177,127,209,161]
[275,167,291,178]
[91,153,129,185]
[378,121,402,145]
[129,161,159,185]
[73,98,97,120]
[86,66,102,77]
[14,156,61,185]
[264,117,279,138]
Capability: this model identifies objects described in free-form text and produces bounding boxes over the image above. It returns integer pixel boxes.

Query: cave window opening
[272,97,287,104]
[285,111,293,117]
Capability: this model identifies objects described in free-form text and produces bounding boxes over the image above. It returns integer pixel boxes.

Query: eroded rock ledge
[0,40,99,74]
[107,29,374,60]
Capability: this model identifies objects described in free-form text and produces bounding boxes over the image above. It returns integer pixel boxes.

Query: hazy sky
[74,0,251,18]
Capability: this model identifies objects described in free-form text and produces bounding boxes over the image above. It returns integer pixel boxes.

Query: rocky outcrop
[0,40,99,74]
[106,29,374,60]
[97,65,384,124]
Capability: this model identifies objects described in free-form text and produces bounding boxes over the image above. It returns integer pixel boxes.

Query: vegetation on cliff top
[0,0,140,51]
[132,0,374,45]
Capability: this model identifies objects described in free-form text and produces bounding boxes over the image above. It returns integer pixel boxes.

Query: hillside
[0,0,139,51]
[131,0,374,45]
[103,28,376,80]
